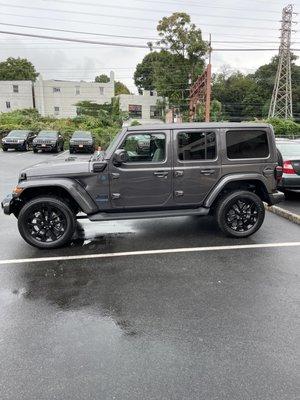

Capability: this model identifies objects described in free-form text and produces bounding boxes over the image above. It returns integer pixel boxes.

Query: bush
[0,109,123,148]
[266,117,300,138]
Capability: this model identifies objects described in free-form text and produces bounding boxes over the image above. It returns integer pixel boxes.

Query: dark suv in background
[1,130,36,152]
[33,130,64,153]
[2,123,284,249]
[69,131,95,154]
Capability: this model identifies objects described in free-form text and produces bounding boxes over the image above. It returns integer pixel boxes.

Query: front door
[109,130,173,209]
[173,129,221,205]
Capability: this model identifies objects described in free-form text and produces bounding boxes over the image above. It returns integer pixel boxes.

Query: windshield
[72,131,91,139]
[37,131,58,139]
[277,142,300,157]
[7,131,29,138]
[104,132,121,156]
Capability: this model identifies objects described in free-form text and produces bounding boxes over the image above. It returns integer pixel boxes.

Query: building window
[150,106,161,119]
[54,106,60,115]
[53,87,61,93]
[75,86,80,95]
[128,104,142,119]
[13,85,19,93]
[178,131,216,161]
[99,87,104,95]
[6,101,11,109]
[226,130,269,159]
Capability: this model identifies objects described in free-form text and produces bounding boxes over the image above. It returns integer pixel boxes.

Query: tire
[2,147,8,152]
[33,148,38,153]
[18,196,76,249]
[69,148,74,154]
[53,144,59,153]
[23,142,29,152]
[215,190,265,238]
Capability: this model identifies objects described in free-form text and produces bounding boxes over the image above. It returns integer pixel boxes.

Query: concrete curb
[264,203,300,225]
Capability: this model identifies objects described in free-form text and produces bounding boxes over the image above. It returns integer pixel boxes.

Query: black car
[1,130,36,152]
[69,131,95,154]
[33,130,64,153]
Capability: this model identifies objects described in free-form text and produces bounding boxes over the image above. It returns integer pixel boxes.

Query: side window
[226,130,269,159]
[121,133,166,163]
[178,131,216,161]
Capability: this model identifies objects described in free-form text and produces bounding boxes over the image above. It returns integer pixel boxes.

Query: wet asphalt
[0,150,299,400]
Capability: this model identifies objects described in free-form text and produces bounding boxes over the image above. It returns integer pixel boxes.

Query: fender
[17,178,98,214]
[203,173,270,207]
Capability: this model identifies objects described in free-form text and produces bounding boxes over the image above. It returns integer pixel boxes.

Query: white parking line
[0,241,300,266]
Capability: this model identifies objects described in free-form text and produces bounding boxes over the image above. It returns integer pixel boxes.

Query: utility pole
[268,4,295,119]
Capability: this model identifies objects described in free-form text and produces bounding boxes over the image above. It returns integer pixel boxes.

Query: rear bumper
[278,175,300,190]
[268,190,285,205]
[1,194,14,215]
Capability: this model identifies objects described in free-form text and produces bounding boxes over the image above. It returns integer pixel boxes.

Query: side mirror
[113,149,128,166]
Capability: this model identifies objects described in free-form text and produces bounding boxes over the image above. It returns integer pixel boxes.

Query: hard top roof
[127,122,271,131]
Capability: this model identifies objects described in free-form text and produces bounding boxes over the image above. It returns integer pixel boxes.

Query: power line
[0,3,279,31]
[40,0,279,23]
[0,22,158,41]
[0,12,283,39]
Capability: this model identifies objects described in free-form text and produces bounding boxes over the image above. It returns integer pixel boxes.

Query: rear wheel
[215,190,265,238]
[18,196,76,249]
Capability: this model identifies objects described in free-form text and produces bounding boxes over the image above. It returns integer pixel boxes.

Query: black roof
[127,122,271,131]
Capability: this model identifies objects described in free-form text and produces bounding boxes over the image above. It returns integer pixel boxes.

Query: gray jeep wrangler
[1,123,284,249]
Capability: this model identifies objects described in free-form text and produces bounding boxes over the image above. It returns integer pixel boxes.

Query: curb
[264,203,300,225]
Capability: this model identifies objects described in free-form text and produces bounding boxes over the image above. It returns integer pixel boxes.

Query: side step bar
[89,207,210,222]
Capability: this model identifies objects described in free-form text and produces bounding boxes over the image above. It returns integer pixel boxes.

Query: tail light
[275,165,283,181]
[283,160,296,175]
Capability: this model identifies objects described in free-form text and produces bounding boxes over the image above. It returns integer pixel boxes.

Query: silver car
[276,140,300,191]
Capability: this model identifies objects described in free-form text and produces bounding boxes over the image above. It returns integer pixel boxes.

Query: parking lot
[0,149,299,400]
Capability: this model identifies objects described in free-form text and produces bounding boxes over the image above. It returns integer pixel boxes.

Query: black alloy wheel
[18,196,76,249]
[216,191,265,238]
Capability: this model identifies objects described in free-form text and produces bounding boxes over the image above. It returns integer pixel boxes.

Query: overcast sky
[1,0,300,92]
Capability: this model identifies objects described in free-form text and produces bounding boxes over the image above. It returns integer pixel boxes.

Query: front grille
[36,140,54,144]
[6,139,19,143]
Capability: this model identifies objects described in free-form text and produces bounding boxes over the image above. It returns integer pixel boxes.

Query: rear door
[173,129,221,205]
[109,130,173,209]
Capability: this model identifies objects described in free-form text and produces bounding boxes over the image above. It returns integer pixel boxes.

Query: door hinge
[174,190,184,197]
[111,193,121,200]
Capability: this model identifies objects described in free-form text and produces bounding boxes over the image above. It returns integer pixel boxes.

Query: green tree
[115,81,130,95]
[0,57,38,81]
[95,74,110,83]
[134,13,207,108]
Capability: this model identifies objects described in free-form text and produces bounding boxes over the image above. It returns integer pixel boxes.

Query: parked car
[2,122,284,249]
[32,130,64,153]
[69,131,95,154]
[276,140,300,191]
[1,130,36,152]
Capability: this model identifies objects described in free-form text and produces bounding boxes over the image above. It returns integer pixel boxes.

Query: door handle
[153,171,168,178]
[200,169,215,175]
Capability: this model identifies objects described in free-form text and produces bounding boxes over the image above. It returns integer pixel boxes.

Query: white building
[118,90,164,124]
[0,81,34,113]
[0,76,166,123]
[34,72,115,118]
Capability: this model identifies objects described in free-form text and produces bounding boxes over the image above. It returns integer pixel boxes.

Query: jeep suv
[32,130,64,153]
[69,131,95,154]
[1,123,284,249]
[1,130,36,152]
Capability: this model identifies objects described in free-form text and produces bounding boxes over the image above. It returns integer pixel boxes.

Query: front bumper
[2,143,24,150]
[268,190,285,205]
[1,194,14,215]
[33,144,56,151]
[70,144,94,153]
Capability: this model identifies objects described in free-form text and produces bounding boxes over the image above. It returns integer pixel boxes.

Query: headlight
[51,140,56,144]
[18,139,24,143]
[2,138,6,143]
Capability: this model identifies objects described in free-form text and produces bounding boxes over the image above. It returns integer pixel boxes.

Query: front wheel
[18,196,76,249]
[215,191,265,238]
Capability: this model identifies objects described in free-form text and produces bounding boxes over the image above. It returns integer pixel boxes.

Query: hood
[20,158,92,179]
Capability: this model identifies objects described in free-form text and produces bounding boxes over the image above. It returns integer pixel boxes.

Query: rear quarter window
[226,130,269,159]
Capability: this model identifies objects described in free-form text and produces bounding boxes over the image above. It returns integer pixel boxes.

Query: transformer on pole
[268,4,294,119]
